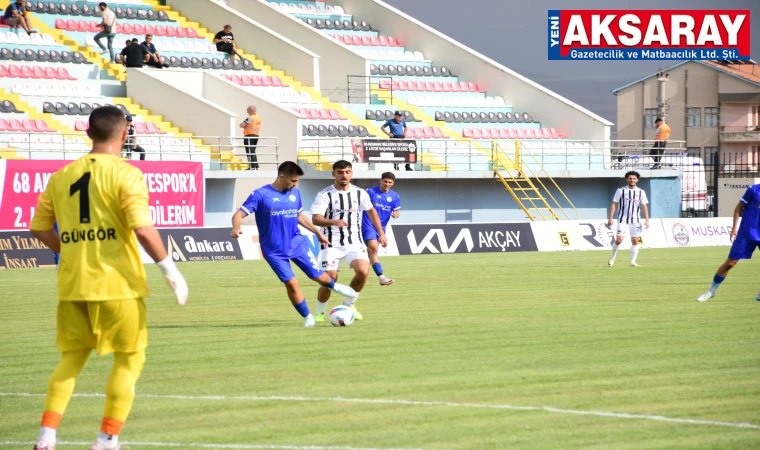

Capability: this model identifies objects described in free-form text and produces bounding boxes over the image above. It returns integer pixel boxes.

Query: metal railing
[0,133,279,170]
[347,75,392,104]
[299,138,689,172]
[720,126,760,132]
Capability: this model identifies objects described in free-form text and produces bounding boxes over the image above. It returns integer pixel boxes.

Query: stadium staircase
[491,140,578,221]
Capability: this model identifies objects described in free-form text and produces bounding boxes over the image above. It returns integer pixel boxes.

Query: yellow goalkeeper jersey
[30,153,154,301]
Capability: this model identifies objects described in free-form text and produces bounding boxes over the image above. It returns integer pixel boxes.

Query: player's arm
[122,168,188,305]
[365,208,387,247]
[310,192,346,227]
[641,203,650,228]
[29,178,61,253]
[731,202,745,242]
[298,212,330,246]
[231,191,261,238]
[391,197,401,219]
[607,202,617,226]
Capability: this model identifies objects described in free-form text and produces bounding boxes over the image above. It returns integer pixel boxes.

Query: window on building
[753,106,760,126]
[687,108,702,128]
[704,147,718,165]
[704,107,718,127]
[645,108,658,129]
[686,147,701,158]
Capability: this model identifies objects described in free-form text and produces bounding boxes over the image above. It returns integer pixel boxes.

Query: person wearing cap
[123,115,146,161]
[381,111,411,171]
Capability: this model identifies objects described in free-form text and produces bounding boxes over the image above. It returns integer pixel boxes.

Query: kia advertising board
[393,223,537,255]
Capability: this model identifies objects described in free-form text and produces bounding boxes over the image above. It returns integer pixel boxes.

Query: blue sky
[382,0,759,128]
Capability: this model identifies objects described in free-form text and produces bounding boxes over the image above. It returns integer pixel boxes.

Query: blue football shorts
[728,236,760,261]
[264,247,323,282]
[362,224,384,243]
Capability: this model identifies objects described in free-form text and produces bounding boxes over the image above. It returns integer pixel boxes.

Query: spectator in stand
[94,2,118,63]
[123,115,146,161]
[117,39,130,64]
[121,38,145,68]
[649,117,671,169]
[213,25,245,61]
[141,34,168,69]
[239,106,261,170]
[381,111,412,171]
[1,0,37,35]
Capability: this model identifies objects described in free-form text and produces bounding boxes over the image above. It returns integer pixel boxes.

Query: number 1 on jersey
[70,172,91,224]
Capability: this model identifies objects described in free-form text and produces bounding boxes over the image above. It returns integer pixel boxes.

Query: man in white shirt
[607,171,650,267]
[310,160,386,322]
[94,2,117,63]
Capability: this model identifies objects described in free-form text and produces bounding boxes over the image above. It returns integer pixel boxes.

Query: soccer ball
[328,305,355,327]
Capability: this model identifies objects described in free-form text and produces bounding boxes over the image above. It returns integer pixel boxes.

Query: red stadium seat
[22,119,37,132]
[134,24,145,35]
[145,24,156,35]
[186,27,199,39]
[351,35,362,45]
[462,128,474,138]
[20,66,34,78]
[66,20,77,31]
[318,109,331,120]
[44,67,59,79]
[250,75,262,86]
[524,129,535,139]
[387,36,399,46]
[397,80,408,91]
[329,109,341,120]
[261,76,273,87]
[423,127,435,138]
[369,36,380,46]
[166,26,177,37]
[9,65,24,78]
[449,82,461,92]
[122,23,134,34]
[467,82,478,92]
[74,120,88,131]
[516,129,527,139]
[55,19,66,29]
[378,36,389,46]
[271,76,284,87]
[459,81,470,92]
[298,108,309,117]
[229,74,242,85]
[441,82,452,92]
[390,80,400,91]
[146,122,165,134]
[424,81,435,91]
[498,128,510,139]
[134,122,149,134]
[176,27,188,38]
[32,66,48,79]
[540,128,552,139]
[78,20,91,32]
[378,79,391,90]
[155,25,166,36]
[308,108,320,119]
[470,128,483,139]
[361,36,370,46]
[0,65,8,78]
[480,128,492,139]
[9,118,24,131]
[0,119,9,131]
[433,127,444,138]
[405,80,418,91]
[433,81,443,92]
[508,129,518,139]
[35,120,53,132]
[240,75,253,86]
[90,21,101,33]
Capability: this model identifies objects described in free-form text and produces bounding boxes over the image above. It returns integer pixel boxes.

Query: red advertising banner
[0,159,204,230]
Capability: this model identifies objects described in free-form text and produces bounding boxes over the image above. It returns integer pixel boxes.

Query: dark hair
[655,118,663,123]
[131,38,139,43]
[99,2,107,8]
[381,172,395,181]
[88,106,126,142]
[145,34,153,39]
[625,171,641,180]
[333,160,352,171]
[224,24,232,29]
[277,161,304,176]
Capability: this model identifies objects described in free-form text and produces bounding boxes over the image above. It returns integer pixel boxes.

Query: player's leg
[89,299,148,449]
[629,224,643,267]
[316,270,339,320]
[609,223,626,266]
[316,246,344,316]
[264,256,314,326]
[343,247,370,320]
[366,232,393,285]
[290,249,356,322]
[697,238,754,301]
[35,301,95,450]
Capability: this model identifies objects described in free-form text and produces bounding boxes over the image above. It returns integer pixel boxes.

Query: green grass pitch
[1,247,760,449]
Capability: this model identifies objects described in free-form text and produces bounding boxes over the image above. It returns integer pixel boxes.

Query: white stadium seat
[333,5,345,15]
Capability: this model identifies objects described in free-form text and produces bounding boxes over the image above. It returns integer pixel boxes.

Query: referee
[381,111,412,171]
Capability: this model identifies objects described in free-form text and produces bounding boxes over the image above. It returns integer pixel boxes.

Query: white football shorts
[616,222,644,238]
[318,244,369,271]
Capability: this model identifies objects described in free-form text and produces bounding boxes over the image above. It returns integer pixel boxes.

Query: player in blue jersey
[230,161,358,326]
[362,172,400,285]
[697,183,760,302]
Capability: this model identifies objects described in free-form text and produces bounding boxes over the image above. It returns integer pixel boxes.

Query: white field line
[0,442,427,450]
[2,392,759,430]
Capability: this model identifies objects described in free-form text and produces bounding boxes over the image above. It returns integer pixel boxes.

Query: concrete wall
[722,103,751,127]
[338,0,612,142]
[616,83,643,141]
[202,73,301,164]
[224,0,369,98]
[166,0,321,90]
[126,69,237,138]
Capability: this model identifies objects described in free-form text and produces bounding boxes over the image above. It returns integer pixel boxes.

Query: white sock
[611,243,619,259]
[97,432,119,449]
[37,426,56,444]
[630,245,640,264]
[316,301,328,315]
[343,297,356,307]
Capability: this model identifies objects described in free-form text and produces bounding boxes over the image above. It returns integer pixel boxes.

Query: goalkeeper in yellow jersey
[29,106,189,450]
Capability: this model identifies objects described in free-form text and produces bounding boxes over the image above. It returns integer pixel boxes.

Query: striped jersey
[613,186,649,224]
[310,184,373,247]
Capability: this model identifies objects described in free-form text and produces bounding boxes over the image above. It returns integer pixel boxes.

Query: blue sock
[293,299,310,318]
[710,274,726,292]
[372,262,383,276]
[324,279,335,289]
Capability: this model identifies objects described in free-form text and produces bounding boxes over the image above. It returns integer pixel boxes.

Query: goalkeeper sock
[710,274,726,294]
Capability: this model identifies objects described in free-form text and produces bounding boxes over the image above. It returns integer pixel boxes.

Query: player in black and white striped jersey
[310,160,387,322]
[607,171,650,267]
